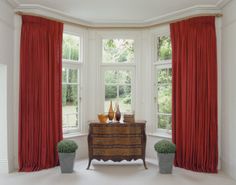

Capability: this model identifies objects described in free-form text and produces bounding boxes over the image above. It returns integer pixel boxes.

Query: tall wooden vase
[115,104,121,122]
[108,101,114,121]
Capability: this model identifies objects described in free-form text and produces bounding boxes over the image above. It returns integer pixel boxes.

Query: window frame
[101,66,135,114]
[153,33,172,134]
[62,32,83,134]
[100,36,136,115]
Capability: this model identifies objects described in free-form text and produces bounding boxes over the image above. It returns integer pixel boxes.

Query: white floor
[0,159,235,185]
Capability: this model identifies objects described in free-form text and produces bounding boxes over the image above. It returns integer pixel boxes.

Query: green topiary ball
[57,140,78,153]
[154,140,176,153]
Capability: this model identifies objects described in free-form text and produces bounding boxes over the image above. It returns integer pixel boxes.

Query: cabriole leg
[86,159,92,170]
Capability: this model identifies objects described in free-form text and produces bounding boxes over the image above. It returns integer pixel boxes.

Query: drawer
[92,148,142,156]
[92,126,142,135]
[92,136,142,145]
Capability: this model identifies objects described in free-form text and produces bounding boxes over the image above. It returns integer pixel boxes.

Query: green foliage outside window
[62,34,80,128]
[102,39,133,111]
[62,69,78,106]
[156,36,172,130]
[157,36,172,61]
[157,68,172,113]
[158,115,172,130]
[103,39,134,63]
[104,70,132,112]
[63,33,80,61]
[62,68,79,128]
[157,69,172,129]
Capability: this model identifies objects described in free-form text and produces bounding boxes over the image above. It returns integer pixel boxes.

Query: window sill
[148,132,172,139]
[63,132,87,139]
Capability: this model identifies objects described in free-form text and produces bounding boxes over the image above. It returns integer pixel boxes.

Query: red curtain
[19,15,63,172]
[171,16,218,173]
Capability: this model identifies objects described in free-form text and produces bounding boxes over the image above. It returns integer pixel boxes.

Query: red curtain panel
[170,16,218,173]
[19,15,63,172]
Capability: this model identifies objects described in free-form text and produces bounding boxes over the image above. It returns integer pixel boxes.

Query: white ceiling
[13,0,228,25]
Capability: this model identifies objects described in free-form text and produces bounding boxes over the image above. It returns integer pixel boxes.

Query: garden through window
[104,70,132,113]
[101,38,135,115]
[156,68,172,130]
[102,39,134,63]
[62,68,80,129]
[157,36,172,61]
[62,33,81,132]
[155,35,172,131]
[63,33,80,62]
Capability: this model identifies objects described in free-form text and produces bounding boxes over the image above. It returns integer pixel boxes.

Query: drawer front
[92,148,142,156]
[92,136,142,145]
[92,126,142,135]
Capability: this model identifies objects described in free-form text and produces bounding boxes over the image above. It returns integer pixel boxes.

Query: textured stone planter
[157,153,175,174]
[59,152,76,173]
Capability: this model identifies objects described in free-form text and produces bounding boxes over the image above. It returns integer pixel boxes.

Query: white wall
[0,0,15,173]
[12,15,21,170]
[221,0,236,180]
[0,65,8,172]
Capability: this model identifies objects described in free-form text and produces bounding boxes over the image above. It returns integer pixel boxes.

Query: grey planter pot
[58,152,76,173]
[157,153,175,174]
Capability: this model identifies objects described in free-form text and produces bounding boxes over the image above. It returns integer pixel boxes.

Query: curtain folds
[19,15,63,172]
[171,16,218,173]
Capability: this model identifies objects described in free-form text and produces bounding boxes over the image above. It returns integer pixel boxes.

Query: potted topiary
[154,140,176,174]
[57,140,78,173]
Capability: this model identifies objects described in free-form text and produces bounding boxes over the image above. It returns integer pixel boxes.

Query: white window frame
[62,32,83,134]
[101,66,135,114]
[153,33,172,135]
[99,36,137,115]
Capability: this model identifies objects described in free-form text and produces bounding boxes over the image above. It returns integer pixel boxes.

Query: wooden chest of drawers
[87,121,147,169]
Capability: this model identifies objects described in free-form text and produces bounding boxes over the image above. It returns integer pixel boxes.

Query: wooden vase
[115,104,121,122]
[108,101,114,121]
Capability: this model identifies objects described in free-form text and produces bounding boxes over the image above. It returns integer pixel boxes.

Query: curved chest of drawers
[87,121,147,169]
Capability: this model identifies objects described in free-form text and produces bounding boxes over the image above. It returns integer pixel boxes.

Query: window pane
[117,71,131,84]
[105,70,118,84]
[68,69,78,83]
[104,85,132,113]
[156,67,172,130]
[105,70,131,84]
[62,84,79,128]
[119,85,132,112]
[157,36,172,61]
[157,68,172,84]
[104,70,132,113]
[156,68,172,114]
[63,33,80,62]
[62,68,79,84]
[157,114,172,130]
[103,39,134,63]
[157,85,172,113]
[104,85,117,113]
[105,85,117,99]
